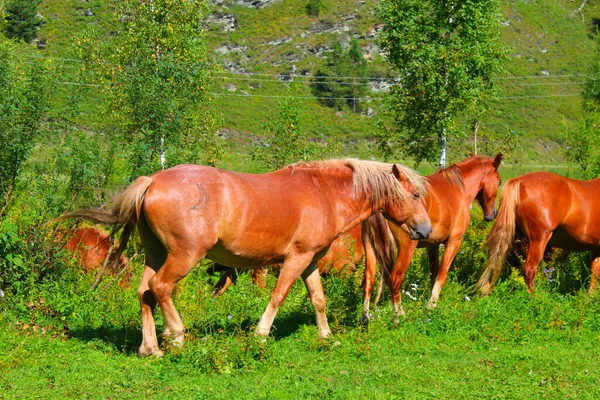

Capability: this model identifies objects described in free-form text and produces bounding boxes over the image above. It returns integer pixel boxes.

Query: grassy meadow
[2,213,600,398]
[2,0,600,398]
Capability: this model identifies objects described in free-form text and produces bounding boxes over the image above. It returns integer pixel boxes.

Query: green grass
[2,258,600,398]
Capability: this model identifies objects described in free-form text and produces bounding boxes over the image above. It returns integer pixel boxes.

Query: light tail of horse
[476,178,520,296]
[55,176,153,273]
[363,213,398,299]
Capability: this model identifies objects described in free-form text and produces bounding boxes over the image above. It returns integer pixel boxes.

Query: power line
[497,93,581,99]
[53,80,583,100]
[24,54,592,83]
[207,92,379,101]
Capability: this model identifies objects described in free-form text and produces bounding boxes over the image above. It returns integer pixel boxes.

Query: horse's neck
[335,186,378,236]
[301,167,377,235]
[456,164,487,200]
[338,194,376,236]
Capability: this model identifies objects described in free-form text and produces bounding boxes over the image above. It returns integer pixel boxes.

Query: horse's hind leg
[148,253,201,348]
[522,233,552,292]
[301,262,331,338]
[138,265,162,357]
[589,251,600,295]
[137,217,168,357]
[212,266,237,297]
[252,267,268,289]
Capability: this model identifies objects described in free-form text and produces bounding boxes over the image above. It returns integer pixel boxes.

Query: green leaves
[0,39,53,216]
[75,0,220,177]
[311,38,369,113]
[564,33,600,179]
[252,96,327,172]
[2,0,42,43]
[378,0,507,166]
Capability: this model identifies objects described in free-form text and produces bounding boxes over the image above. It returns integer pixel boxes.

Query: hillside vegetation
[29,0,600,169]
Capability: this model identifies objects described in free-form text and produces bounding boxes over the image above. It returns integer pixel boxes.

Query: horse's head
[476,153,502,221]
[383,165,432,240]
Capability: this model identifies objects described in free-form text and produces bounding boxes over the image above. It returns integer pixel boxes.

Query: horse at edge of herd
[57,155,600,357]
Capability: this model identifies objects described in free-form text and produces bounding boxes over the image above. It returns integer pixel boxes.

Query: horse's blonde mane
[289,158,426,205]
[433,164,465,192]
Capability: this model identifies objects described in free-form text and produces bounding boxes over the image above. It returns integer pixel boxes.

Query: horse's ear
[469,152,474,157]
[392,164,408,182]
[493,153,503,169]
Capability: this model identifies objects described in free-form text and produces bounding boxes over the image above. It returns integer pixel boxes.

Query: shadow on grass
[69,325,142,355]
[68,309,322,355]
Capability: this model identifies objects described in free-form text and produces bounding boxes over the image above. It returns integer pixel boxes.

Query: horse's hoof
[360,313,371,327]
[161,330,185,347]
[255,327,270,337]
[426,301,437,310]
[138,346,164,358]
[318,329,332,339]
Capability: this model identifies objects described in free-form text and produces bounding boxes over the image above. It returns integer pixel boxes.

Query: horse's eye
[413,193,420,200]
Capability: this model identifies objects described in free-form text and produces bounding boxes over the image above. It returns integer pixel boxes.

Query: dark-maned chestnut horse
[61,227,131,287]
[60,159,431,357]
[361,154,502,322]
[209,224,365,297]
[476,172,600,296]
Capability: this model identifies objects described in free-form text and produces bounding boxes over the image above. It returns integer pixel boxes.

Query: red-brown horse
[361,154,502,322]
[476,171,600,295]
[209,224,365,297]
[61,226,131,287]
[60,159,431,357]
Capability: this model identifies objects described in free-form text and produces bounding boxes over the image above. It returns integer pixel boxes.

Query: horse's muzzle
[484,208,497,222]
[410,221,432,240]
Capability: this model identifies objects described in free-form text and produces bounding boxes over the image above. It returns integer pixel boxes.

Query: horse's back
[515,172,600,248]
[141,164,353,268]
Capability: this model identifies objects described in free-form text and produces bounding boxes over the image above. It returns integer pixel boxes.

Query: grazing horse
[209,224,365,297]
[59,159,431,357]
[60,226,131,287]
[476,172,600,295]
[361,154,503,322]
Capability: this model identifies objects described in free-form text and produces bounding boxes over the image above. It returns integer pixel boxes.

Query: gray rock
[207,13,236,32]
[236,0,280,8]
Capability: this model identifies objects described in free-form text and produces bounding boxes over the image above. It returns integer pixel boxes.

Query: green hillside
[31,0,600,169]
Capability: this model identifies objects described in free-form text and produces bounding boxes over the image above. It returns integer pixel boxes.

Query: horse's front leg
[361,228,378,325]
[427,239,461,309]
[256,254,315,337]
[390,240,418,319]
[301,262,331,338]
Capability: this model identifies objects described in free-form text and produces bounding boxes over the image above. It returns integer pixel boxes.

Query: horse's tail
[363,213,397,294]
[476,178,520,296]
[56,176,153,272]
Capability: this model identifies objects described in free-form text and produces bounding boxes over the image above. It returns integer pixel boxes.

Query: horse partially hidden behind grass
[60,226,131,287]
[59,159,431,357]
[476,171,600,296]
[361,154,503,322]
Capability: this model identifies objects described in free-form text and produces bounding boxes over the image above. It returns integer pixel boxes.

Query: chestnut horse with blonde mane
[361,154,502,322]
[476,172,600,296]
[60,159,431,357]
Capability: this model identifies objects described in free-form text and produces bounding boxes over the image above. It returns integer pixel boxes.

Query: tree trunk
[439,130,447,169]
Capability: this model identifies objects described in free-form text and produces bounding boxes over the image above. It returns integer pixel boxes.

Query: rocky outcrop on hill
[210,0,281,8]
